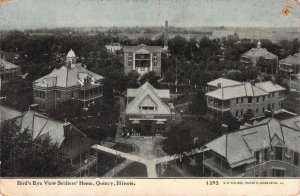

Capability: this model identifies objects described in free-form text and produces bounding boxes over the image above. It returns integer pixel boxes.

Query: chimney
[217,82,222,88]
[29,103,39,111]
[66,60,71,69]
[63,122,71,138]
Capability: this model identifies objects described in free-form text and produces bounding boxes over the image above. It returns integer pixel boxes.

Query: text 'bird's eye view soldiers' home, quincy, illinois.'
[0,0,300,178]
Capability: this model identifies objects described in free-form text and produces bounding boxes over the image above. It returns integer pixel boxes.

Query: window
[236,98,239,104]
[71,91,74,99]
[240,109,243,116]
[294,152,299,166]
[236,110,239,117]
[256,108,259,114]
[268,94,270,98]
[272,169,285,177]
[256,97,259,102]
[272,103,275,109]
[128,53,133,66]
[248,97,252,103]
[255,151,260,164]
[275,147,283,160]
[272,92,275,98]
[241,98,244,103]
[262,107,265,113]
[263,96,265,102]
[264,148,269,161]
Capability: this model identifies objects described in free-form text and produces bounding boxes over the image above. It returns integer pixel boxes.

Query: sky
[0,0,300,30]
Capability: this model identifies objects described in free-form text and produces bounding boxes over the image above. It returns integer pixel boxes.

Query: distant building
[33,49,104,111]
[125,82,174,136]
[206,78,285,119]
[0,105,98,177]
[203,117,300,177]
[279,52,300,78]
[0,59,21,91]
[123,44,162,77]
[105,43,122,54]
[240,41,278,74]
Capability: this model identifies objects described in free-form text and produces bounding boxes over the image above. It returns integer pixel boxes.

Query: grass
[111,142,134,153]
[117,162,147,177]
[179,116,222,144]
[97,151,126,176]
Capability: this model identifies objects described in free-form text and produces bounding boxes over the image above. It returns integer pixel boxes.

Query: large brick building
[203,117,300,177]
[33,49,104,111]
[123,44,162,77]
[206,78,285,119]
[125,82,175,136]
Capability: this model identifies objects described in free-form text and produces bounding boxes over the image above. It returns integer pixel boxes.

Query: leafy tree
[164,126,193,155]
[221,112,240,132]
[243,109,254,122]
[126,70,140,88]
[139,71,159,87]
[0,120,72,177]
[190,90,207,116]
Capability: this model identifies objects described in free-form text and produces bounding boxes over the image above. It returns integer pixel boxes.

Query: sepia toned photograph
[0,0,300,188]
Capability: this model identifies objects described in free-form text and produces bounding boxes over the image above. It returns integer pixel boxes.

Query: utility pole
[175,58,178,93]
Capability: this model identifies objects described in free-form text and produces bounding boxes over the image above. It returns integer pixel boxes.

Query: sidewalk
[102,160,133,177]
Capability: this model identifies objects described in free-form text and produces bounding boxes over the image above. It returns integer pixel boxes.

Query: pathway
[102,160,133,177]
[92,144,208,178]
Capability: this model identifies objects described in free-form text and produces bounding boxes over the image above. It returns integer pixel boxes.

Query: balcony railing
[73,155,97,174]
[203,156,244,177]
[207,102,231,112]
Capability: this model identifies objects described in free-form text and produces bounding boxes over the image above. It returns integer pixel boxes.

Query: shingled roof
[241,42,278,60]
[279,53,300,66]
[126,82,171,115]
[33,64,104,88]
[205,118,300,168]
[206,82,269,100]
[207,78,242,88]
[0,59,21,70]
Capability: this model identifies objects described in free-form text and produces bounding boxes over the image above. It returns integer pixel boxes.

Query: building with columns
[123,44,162,77]
[33,49,104,111]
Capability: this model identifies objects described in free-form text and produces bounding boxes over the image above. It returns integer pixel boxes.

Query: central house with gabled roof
[33,49,104,111]
[125,82,175,136]
[123,44,162,77]
[203,117,300,177]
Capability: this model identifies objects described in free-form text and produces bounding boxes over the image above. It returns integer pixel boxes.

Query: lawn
[116,162,147,177]
[111,142,135,153]
[97,151,126,176]
[179,116,222,144]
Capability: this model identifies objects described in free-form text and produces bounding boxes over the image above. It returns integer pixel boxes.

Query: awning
[131,120,140,124]
[155,121,165,125]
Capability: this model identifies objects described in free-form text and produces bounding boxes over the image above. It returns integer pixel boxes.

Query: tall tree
[0,120,72,177]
